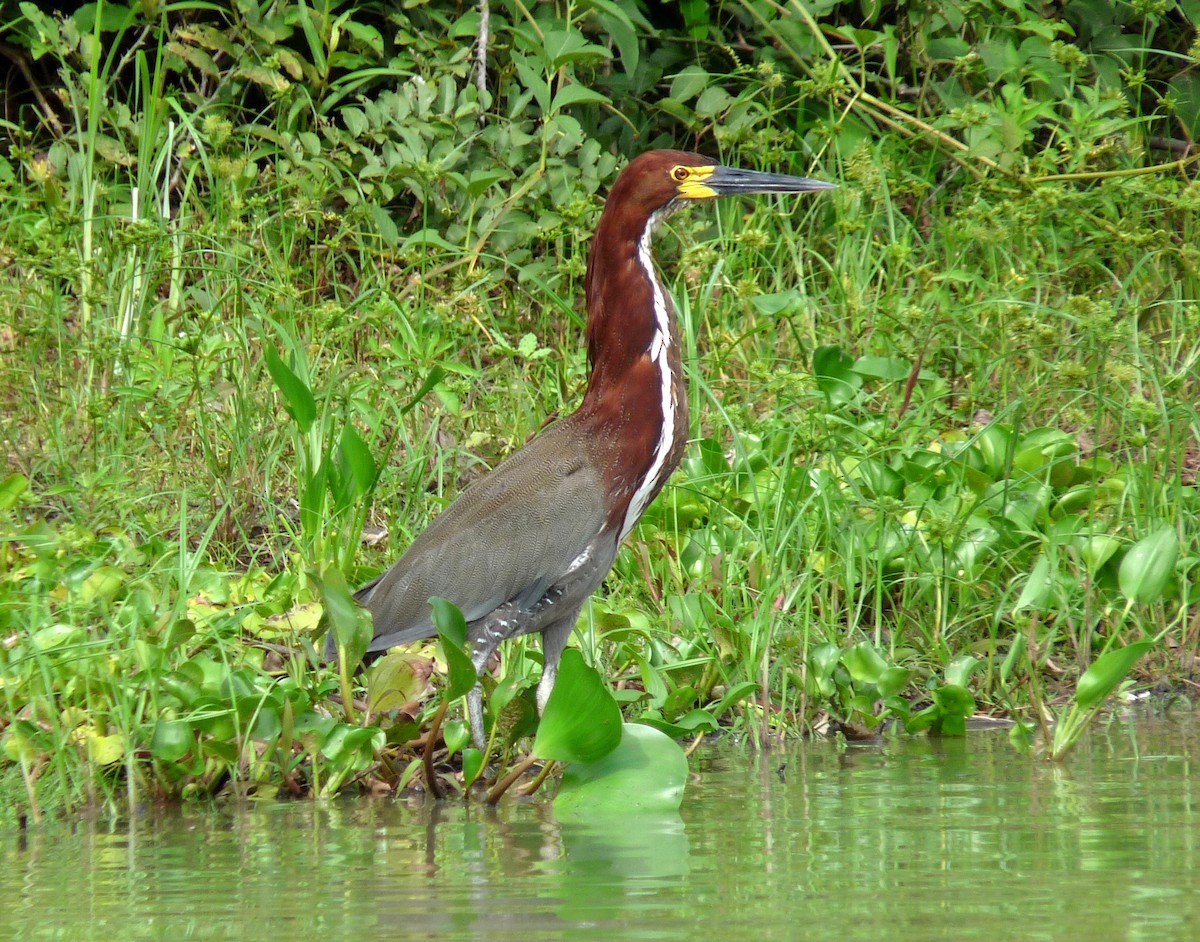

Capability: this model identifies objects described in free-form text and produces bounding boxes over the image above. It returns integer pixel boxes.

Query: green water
[3,714,1197,941]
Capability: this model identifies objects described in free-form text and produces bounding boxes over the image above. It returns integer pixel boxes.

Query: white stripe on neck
[620,208,677,540]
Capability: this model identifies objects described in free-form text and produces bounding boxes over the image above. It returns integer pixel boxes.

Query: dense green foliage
[1,0,1197,819]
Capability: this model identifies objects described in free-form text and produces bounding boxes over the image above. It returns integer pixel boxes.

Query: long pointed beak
[705,164,837,196]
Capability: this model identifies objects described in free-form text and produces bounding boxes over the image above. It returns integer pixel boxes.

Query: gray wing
[337,422,611,658]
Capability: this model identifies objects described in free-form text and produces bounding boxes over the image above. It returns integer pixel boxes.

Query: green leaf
[553,723,688,817]
[442,719,470,755]
[851,355,912,381]
[1075,640,1154,710]
[1118,526,1179,605]
[317,567,371,669]
[669,65,710,102]
[944,655,981,689]
[877,666,912,698]
[534,648,622,765]
[549,84,612,115]
[334,424,376,507]
[150,720,194,762]
[932,684,976,718]
[1000,632,1027,685]
[710,680,758,718]
[366,652,427,713]
[462,747,486,789]
[812,345,862,405]
[0,473,28,510]
[429,597,477,700]
[264,346,316,432]
[1013,555,1054,613]
[843,643,888,684]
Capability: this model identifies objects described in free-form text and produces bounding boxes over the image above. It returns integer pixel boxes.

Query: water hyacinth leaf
[933,684,976,718]
[1118,526,1179,605]
[812,344,862,405]
[1075,640,1155,710]
[534,648,622,765]
[367,652,427,714]
[1081,534,1122,574]
[430,597,477,700]
[264,346,316,432]
[877,666,912,698]
[553,723,688,817]
[944,655,981,689]
[851,354,912,381]
[86,730,125,765]
[843,643,888,684]
[150,720,195,762]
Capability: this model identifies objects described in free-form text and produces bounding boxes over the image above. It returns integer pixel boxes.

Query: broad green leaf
[944,655,981,689]
[442,719,470,756]
[264,346,316,432]
[749,289,801,315]
[809,642,841,679]
[462,748,485,789]
[1075,640,1154,709]
[317,567,371,669]
[0,473,28,510]
[430,597,477,700]
[669,65,709,102]
[843,643,888,684]
[534,648,622,765]
[86,730,126,765]
[553,723,688,817]
[1081,534,1121,573]
[851,354,912,381]
[974,423,1015,478]
[150,720,194,762]
[367,652,427,713]
[812,344,862,405]
[1118,526,1179,605]
[933,683,976,718]
[550,84,612,114]
[31,623,84,650]
[877,666,912,698]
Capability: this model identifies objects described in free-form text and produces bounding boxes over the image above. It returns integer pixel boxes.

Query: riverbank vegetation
[1,0,1197,821]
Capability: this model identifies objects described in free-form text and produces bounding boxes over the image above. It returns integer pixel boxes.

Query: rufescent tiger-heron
[326,150,835,748]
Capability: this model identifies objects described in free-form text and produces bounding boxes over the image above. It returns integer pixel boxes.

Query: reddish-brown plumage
[579,150,709,533]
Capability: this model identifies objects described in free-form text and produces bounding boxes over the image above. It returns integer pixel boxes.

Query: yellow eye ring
[671,166,689,182]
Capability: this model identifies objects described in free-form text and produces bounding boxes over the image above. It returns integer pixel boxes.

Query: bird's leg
[535,609,583,715]
[468,640,500,751]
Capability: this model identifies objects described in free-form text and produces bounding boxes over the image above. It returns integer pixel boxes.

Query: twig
[0,41,65,137]
[519,758,557,796]
[422,699,449,799]
[486,752,540,804]
[1027,149,1200,184]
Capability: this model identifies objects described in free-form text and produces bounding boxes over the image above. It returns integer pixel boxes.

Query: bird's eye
[671,166,689,182]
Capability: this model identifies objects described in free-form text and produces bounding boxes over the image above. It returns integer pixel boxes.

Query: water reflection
[3,712,1197,941]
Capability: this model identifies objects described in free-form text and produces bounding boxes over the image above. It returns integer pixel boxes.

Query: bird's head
[607,149,836,224]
